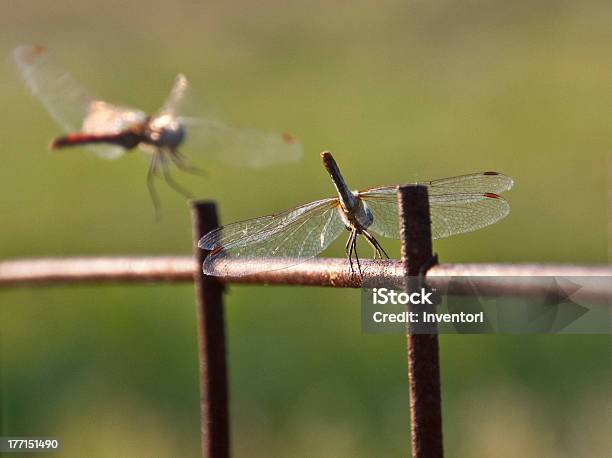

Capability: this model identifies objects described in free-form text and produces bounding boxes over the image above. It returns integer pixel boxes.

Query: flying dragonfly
[13,45,303,213]
[198,151,514,276]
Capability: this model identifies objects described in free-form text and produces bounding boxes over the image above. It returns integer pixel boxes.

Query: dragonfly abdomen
[321,151,358,211]
[49,131,143,150]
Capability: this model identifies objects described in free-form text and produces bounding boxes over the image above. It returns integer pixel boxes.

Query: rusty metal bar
[398,185,444,458]
[0,256,196,284]
[191,202,230,458]
[0,257,610,303]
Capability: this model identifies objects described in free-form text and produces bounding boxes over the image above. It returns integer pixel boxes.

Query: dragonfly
[198,151,514,276]
[13,45,303,213]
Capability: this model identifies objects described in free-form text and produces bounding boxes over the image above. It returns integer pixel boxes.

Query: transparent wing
[82,101,146,135]
[156,74,303,167]
[160,73,190,116]
[426,172,513,195]
[359,172,513,239]
[181,117,303,167]
[14,45,93,133]
[198,198,345,276]
[13,45,145,160]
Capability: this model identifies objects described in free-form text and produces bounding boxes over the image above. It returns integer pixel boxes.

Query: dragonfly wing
[198,198,345,276]
[427,172,513,195]
[77,144,125,160]
[360,172,513,239]
[181,116,303,167]
[82,101,146,134]
[428,193,510,239]
[156,74,303,167]
[160,74,190,116]
[14,45,93,133]
[14,45,146,160]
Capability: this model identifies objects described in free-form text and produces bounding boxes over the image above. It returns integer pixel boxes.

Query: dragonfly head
[146,114,185,149]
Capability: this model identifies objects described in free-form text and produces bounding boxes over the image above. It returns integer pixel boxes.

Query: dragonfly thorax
[339,193,374,231]
[145,114,185,149]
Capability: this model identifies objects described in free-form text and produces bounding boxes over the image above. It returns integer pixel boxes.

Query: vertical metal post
[397,185,444,458]
[191,201,230,458]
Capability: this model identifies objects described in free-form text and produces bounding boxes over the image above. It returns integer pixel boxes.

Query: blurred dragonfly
[199,151,514,276]
[13,45,303,214]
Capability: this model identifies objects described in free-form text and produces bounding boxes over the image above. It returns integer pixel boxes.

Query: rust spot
[483,192,500,199]
[32,45,46,55]
[483,171,499,176]
[23,45,47,63]
[281,132,295,144]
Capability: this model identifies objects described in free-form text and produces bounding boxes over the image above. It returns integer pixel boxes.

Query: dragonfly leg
[362,230,390,260]
[363,231,379,259]
[147,154,162,220]
[169,149,207,176]
[345,230,356,274]
[345,231,352,266]
[159,151,194,198]
[353,231,362,275]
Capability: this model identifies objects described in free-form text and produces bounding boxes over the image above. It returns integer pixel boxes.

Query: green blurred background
[1,1,610,456]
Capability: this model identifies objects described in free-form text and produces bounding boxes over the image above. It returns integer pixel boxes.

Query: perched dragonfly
[13,45,303,213]
[199,151,514,276]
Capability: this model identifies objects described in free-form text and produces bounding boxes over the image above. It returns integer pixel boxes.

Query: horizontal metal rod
[0,256,610,303]
[0,256,197,285]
